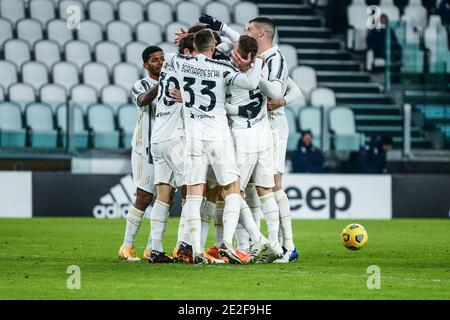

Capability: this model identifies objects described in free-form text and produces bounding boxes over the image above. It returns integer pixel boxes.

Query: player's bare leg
[119,188,153,262]
[272,174,298,263]
[145,183,174,263]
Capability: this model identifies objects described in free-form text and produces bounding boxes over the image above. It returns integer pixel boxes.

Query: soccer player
[169,29,266,264]
[199,15,300,263]
[119,46,163,261]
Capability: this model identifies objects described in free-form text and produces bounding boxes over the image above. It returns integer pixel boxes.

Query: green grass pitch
[0,218,449,300]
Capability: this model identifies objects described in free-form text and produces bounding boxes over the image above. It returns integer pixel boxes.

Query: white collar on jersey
[259,45,279,59]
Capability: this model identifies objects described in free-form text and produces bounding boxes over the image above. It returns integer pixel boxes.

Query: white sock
[185,195,203,255]
[148,200,170,252]
[275,190,295,251]
[222,193,240,245]
[238,197,262,246]
[123,206,144,247]
[260,193,280,244]
[245,183,262,230]
[201,201,216,250]
[235,223,250,252]
[214,201,224,247]
[177,199,187,246]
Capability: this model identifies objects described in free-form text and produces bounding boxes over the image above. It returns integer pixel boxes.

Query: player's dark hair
[249,16,276,41]
[188,24,221,45]
[237,35,258,61]
[188,24,207,33]
[142,46,163,63]
[179,33,195,54]
[194,29,215,53]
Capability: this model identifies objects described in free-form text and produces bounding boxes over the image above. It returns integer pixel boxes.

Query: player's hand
[199,14,224,31]
[267,98,286,111]
[169,88,182,103]
[231,50,253,72]
[174,28,188,45]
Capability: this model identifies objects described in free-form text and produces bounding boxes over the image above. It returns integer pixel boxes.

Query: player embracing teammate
[119,15,301,264]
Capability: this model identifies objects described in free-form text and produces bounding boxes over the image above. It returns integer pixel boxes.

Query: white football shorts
[151,136,185,188]
[131,150,155,194]
[183,137,240,187]
[236,146,275,192]
[272,131,288,175]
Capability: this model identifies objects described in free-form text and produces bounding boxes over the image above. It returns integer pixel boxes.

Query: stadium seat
[164,0,184,8]
[165,22,189,44]
[94,41,122,71]
[56,103,89,148]
[16,19,44,46]
[234,2,259,26]
[77,20,103,48]
[310,88,336,109]
[0,86,4,102]
[176,2,202,26]
[52,61,80,92]
[22,62,49,91]
[158,42,178,56]
[190,0,212,9]
[30,0,56,26]
[125,42,147,71]
[59,0,85,21]
[40,84,68,112]
[403,0,428,32]
[106,21,133,47]
[147,2,174,28]
[347,1,367,51]
[118,0,144,28]
[329,107,364,151]
[136,22,163,45]
[34,40,61,70]
[113,63,140,91]
[47,19,74,47]
[225,0,241,9]
[82,62,110,92]
[205,2,231,24]
[70,84,98,113]
[8,83,36,112]
[394,17,424,72]
[380,0,400,22]
[88,0,115,29]
[25,102,58,148]
[285,106,301,152]
[64,40,92,70]
[0,0,25,24]
[298,106,322,148]
[278,44,298,71]
[0,18,13,47]
[117,104,138,149]
[0,61,18,90]
[228,23,245,34]
[424,15,449,73]
[4,39,31,68]
[291,66,317,100]
[87,103,120,148]
[0,102,26,147]
[101,85,129,113]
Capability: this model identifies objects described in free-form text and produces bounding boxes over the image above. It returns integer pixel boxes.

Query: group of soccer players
[118,14,302,264]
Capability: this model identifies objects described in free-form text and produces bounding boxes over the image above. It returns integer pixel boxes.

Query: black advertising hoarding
[392,175,450,218]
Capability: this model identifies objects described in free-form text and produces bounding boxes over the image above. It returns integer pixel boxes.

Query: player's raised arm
[227,57,263,91]
[134,84,159,109]
[199,14,241,43]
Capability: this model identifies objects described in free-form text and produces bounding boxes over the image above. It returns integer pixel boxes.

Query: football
[342,223,368,250]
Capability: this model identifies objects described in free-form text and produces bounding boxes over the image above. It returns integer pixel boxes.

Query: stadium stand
[0,0,447,154]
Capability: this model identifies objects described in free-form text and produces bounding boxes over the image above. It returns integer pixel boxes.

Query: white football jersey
[171,53,245,142]
[228,66,272,152]
[260,45,290,138]
[152,58,184,144]
[131,76,159,157]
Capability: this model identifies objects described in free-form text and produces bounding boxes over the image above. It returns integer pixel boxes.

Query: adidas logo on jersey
[92,175,135,219]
